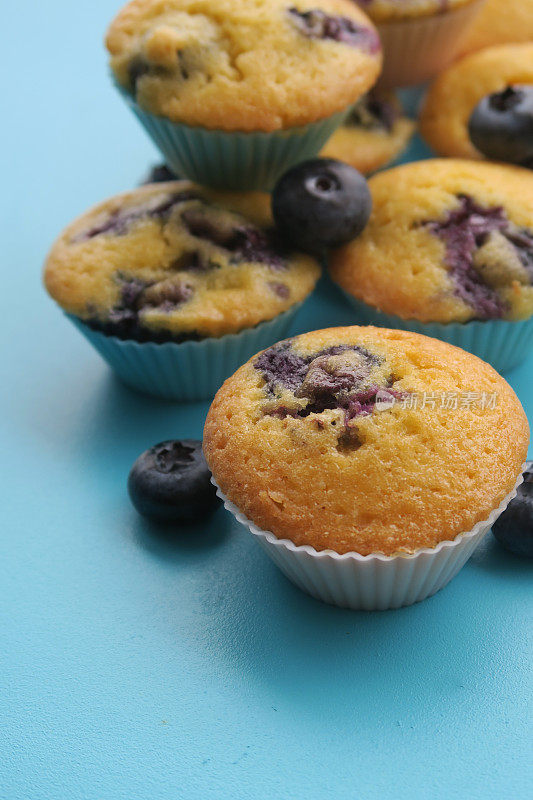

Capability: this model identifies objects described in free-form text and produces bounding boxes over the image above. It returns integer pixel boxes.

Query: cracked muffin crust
[204,326,529,555]
[321,90,415,174]
[420,43,533,160]
[106,0,382,132]
[44,181,320,341]
[330,159,533,323]
[458,0,533,57]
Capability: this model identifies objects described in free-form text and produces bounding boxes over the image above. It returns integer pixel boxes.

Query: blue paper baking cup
[67,303,302,401]
[339,292,533,374]
[114,83,348,191]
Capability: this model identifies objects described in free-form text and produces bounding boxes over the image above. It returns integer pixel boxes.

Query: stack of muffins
[44,0,531,610]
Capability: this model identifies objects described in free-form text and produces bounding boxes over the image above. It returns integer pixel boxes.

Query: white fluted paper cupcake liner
[212,470,524,610]
[340,292,533,374]
[114,83,348,191]
[67,303,302,401]
[376,0,486,89]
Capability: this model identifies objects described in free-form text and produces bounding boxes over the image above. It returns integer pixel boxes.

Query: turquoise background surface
[2,3,532,798]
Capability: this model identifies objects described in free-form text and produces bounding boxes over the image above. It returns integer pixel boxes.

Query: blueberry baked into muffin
[330,159,533,324]
[420,43,533,161]
[204,326,529,556]
[321,90,415,174]
[44,182,320,341]
[106,0,381,132]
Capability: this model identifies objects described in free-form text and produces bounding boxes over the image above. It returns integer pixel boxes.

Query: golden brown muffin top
[330,159,533,323]
[321,90,415,174]
[204,326,529,556]
[106,0,381,131]
[459,0,533,56]
[44,182,320,340]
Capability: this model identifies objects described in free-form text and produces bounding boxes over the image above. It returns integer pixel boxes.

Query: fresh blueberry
[468,86,533,167]
[128,440,220,523]
[492,462,533,557]
[271,158,372,254]
[141,164,178,184]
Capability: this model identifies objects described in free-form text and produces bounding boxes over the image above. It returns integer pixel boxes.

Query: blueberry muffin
[420,44,533,161]
[355,0,476,22]
[44,182,321,341]
[330,159,533,324]
[204,326,529,556]
[354,0,485,88]
[106,0,381,132]
[459,0,533,56]
[320,90,415,174]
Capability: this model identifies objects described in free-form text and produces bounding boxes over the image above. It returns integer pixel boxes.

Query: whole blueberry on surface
[141,164,178,185]
[468,86,533,168]
[492,462,533,558]
[128,440,220,523]
[272,158,372,254]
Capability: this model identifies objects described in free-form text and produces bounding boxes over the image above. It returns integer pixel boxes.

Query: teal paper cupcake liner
[339,292,533,374]
[67,303,302,401]
[115,83,348,191]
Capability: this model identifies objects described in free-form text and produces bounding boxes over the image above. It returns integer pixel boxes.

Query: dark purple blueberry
[254,341,380,406]
[127,56,151,93]
[288,8,380,53]
[346,92,398,133]
[127,57,171,94]
[119,278,147,309]
[492,462,533,557]
[148,192,198,219]
[86,315,200,343]
[506,228,533,280]
[255,341,403,450]
[88,274,194,341]
[424,194,508,319]
[468,86,533,168]
[228,226,287,269]
[141,164,178,185]
[182,207,286,269]
[171,250,214,273]
[81,210,128,239]
[295,352,372,404]
[128,440,220,523]
[272,158,372,254]
[181,207,230,246]
[254,340,309,392]
[72,191,200,243]
[142,279,194,310]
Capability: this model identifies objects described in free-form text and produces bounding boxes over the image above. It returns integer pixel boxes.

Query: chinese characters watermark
[374,390,498,412]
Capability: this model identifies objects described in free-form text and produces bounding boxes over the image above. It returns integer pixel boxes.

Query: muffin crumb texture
[458,0,533,56]
[330,159,533,323]
[321,90,415,174]
[44,181,320,340]
[204,327,529,556]
[106,0,381,131]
